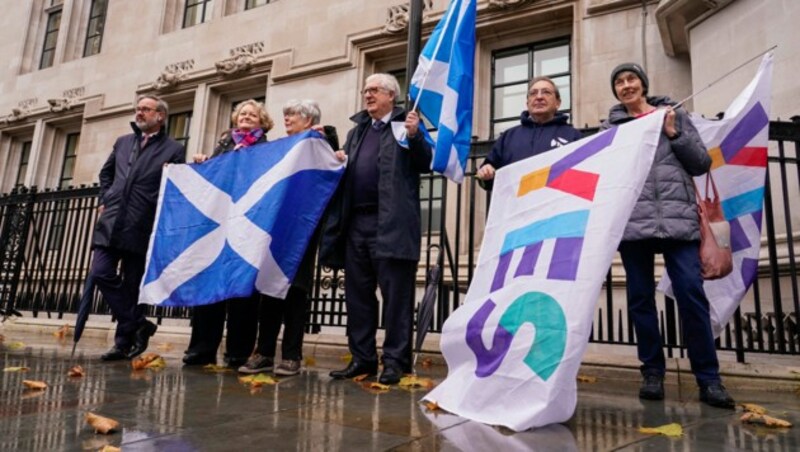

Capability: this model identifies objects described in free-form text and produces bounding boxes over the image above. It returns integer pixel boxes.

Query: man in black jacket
[91,95,185,361]
[321,73,432,384]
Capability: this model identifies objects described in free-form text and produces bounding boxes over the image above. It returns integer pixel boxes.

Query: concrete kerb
[3,314,798,393]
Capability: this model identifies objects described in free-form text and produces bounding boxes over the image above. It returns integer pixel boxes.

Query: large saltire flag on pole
[423,111,666,431]
[658,53,773,336]
[409,0,475,183]
[139,130,345,307]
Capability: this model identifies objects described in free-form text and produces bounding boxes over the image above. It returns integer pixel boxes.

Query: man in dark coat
[477,76,582,189]
[321,73,432,384]
[91,95,185,361]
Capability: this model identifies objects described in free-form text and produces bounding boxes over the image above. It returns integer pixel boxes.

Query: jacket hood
[520,111,572,127]
[607,96,676,124]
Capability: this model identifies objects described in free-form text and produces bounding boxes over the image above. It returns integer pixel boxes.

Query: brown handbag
[695,172,733,280]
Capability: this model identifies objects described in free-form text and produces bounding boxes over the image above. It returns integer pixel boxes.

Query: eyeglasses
[528,89,555,97]
[361,87,388,96]
[135,106,157,114]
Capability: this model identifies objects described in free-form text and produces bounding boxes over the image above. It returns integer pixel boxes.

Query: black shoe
[183,352,216,366]
[639,374,665,400]
[700,381,735,409]
[329,361,378,379]
[127,320,158,359]
[101,346,130,361]
[378,366,403,385]
[224,356,249,368]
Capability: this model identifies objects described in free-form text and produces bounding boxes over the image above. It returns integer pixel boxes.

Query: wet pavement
[1,329,799,451]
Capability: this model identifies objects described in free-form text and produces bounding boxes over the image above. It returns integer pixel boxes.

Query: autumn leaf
[362,382,391,394]
[577,375,598,383]
[239,373,278,387]
[100,446,121,452]
[203,364,231,373]
[352,374,371,382]
[85,412,120,434]
[423,400,441,412]
[304,356,316,367]
[23,380,48,390]
[5,341,25,350]
[421,358,433,368]
[68,365,85,377]
[3,366,29,372]
[639,423,683,437]
[340,353,353,363]
[398,375,435,389]
[131,353,164,370]
[741,403,767,414]
[741,412,793,428]
[53,324,70,339]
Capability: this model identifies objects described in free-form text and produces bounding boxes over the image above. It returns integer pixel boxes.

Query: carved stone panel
[153,60,195,90]
[489,0,536,8]
[215,42,265,76]
[383,0,433,35]
[47,86,85,113]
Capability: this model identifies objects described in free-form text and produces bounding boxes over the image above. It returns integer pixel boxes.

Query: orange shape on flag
[708,147,725,169]
[518,167,550,197]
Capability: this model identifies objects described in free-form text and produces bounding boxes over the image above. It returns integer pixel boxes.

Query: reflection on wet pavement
[1,332,798,451]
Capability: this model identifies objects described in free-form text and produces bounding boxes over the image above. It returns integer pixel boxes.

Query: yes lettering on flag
[423,111,666,431]
[409,0,475,183]
[139,130,345,307]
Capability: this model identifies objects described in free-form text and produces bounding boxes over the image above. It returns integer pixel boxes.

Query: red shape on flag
[548,168,600,201]
[729,146,768,167]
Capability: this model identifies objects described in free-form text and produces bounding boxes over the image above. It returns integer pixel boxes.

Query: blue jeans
[619,239,721,385]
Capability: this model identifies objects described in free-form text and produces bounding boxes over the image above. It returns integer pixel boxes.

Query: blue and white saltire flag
[658,53,773,336]
[409,0,475,183]
[139,130,345,307]
[423,111,665,431]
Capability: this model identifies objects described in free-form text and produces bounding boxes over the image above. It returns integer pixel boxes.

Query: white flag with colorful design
[658,53,773,336]
[423,111,665,431]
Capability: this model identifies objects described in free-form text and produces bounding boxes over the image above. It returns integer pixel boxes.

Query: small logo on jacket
[551,137,570,148]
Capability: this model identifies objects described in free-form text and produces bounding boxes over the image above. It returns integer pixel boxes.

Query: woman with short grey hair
[282,99,321,130]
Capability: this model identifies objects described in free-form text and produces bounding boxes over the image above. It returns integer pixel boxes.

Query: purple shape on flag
[547,237,584,281]
[491,252,513,292]
[466,299,514,378]
[729,218,751,253]
[752,210,763,233]
[548,128,617,183]
[514,242,543,278]
[720,102,769,162]
[741,257,759,287]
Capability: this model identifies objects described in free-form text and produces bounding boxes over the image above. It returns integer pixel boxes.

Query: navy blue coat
[319,107,433,269]
[92,123,185,254]
[481,111,582,189]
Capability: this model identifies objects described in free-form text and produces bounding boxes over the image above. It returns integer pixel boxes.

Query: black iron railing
[2,120,798,362]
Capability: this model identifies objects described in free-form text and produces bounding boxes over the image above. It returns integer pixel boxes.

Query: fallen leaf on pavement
[203,364,231,373]
[340,353,352,363]
[421,357,433,368]
[639,423,683,437]
[5,341,25,350]
[577,375,598,383]
[239,373,278,387]
[423,401,441,412]
[741,412,792,428]
[68,365,85,377]
[53,324,70,339]
[131,353,164,370]
[363,382,391,393]
[741,403,767,414]
[304,356,316,367]
[100,446,121,452]
[85,412,120,434]
[22,380,48,390]
[398,375,435,389]
[3,366,29,372]
[352,374,371,382]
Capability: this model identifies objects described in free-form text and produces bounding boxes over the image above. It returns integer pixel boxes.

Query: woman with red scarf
[182,99,274,367]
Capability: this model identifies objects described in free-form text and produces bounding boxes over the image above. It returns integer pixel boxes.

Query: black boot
[699,381,735,409]
[639,374,665,400]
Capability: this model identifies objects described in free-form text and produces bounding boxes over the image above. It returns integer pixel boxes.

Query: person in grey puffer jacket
[602,63,735,410]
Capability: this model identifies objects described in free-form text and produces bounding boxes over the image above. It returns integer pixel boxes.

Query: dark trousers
[344,212,417,371]
[186,294,259,360]
[619,239,721,385]
[90,247,147,350]
[257,286,309,361]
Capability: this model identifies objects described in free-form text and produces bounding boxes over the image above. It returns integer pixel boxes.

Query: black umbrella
[71,274,96,357]
[413,245,443,373]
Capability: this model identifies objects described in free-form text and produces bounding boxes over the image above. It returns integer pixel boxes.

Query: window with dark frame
[16,142,32,188]
[183,0,213,28]
[490,39,572,138]
[167,111,193,149]
[83,0,108,57]
[245,0,272,10]
[40,8,62,69]
[59,133,80,189]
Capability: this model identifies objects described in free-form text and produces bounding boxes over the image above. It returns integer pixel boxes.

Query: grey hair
[282,99,321,126]
[136,94,169,117]
[365,73,401,104]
